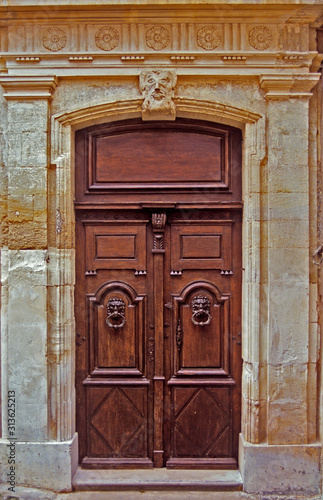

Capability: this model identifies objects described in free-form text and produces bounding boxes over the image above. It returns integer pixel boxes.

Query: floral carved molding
[248,26,272,51]
[197,26,221,50]
[95,26,119,51]
[37,24,276,53]
[42,28,67,52]
[146,26,170,51]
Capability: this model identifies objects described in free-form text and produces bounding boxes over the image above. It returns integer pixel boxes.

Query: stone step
[72,468,243,492]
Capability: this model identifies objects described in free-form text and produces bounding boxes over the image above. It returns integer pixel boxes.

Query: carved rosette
[95,26,119,51]
[146,26,170,51]
[42,28,67,52]
[197,26,221,50]
[248,26,272,51]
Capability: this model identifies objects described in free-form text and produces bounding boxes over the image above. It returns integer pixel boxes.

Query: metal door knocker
[191,295,212,326]
[106,297,126,329]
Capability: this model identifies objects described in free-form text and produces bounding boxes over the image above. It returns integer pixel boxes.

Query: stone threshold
[72,468,243,492]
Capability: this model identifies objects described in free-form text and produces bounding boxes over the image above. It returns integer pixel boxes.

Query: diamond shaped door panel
[86,386,149,463]
[172,387,232,459]
[88,282,146,376]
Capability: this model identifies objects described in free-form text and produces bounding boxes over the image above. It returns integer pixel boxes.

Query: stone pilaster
[0,76,77,491]
[240,72,322,496]
[0,76,56,439]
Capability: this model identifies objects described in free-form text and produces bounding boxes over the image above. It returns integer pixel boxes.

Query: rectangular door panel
[88,289,146,374]
[173,286,231,376]
[85,222,148,273]
[170,221,233,272]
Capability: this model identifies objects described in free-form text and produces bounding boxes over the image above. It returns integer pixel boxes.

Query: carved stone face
[140,70,177,120]
[142,71,174,102]
[191,295,211,326]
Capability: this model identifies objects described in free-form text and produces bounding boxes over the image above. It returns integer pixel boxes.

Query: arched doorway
[75,118,242,469]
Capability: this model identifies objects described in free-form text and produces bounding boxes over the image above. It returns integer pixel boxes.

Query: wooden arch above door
[75,118,242,469]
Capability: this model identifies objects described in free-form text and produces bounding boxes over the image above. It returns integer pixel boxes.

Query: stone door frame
[50,96,263,464]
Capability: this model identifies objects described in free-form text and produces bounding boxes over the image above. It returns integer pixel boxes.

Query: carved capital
[0,76,58,100]
[139,69,177,121]
[260,73,320,100]
[152,212,167,231]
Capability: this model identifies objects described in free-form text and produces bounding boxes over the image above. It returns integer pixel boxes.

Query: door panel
[76,209,241,468]
[75,119,242,470]
[170,221,232,272]
[85,222,147,273]
[164,211,241,468]
[88,283,146,374]
[175,284,230,373]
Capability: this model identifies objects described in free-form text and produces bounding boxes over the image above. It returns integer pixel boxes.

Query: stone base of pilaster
[239,434,322,496]
[0,433,78,492]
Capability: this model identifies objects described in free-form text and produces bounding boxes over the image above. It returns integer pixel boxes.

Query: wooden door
[75,119,242,469]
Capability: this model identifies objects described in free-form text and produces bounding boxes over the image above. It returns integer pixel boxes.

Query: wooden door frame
[50,98,263,470]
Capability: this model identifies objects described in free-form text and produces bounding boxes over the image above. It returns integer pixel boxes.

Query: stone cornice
[0,52,319,78]
[0,76,58,100]
[259,73,320,99]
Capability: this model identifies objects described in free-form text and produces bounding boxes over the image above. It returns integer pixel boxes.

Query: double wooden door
[75,207,241,469]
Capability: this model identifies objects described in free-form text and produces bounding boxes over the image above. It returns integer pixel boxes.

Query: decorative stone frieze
[197,26,221,50]
[248,26,273,50]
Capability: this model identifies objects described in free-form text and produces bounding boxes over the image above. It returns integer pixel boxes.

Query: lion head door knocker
[191,295,212,326]
[106,297,126,329]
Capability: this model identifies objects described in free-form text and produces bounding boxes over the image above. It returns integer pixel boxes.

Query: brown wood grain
[75,118,242,469]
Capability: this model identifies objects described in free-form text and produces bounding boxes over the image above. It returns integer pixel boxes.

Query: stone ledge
[73,468,243,492]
